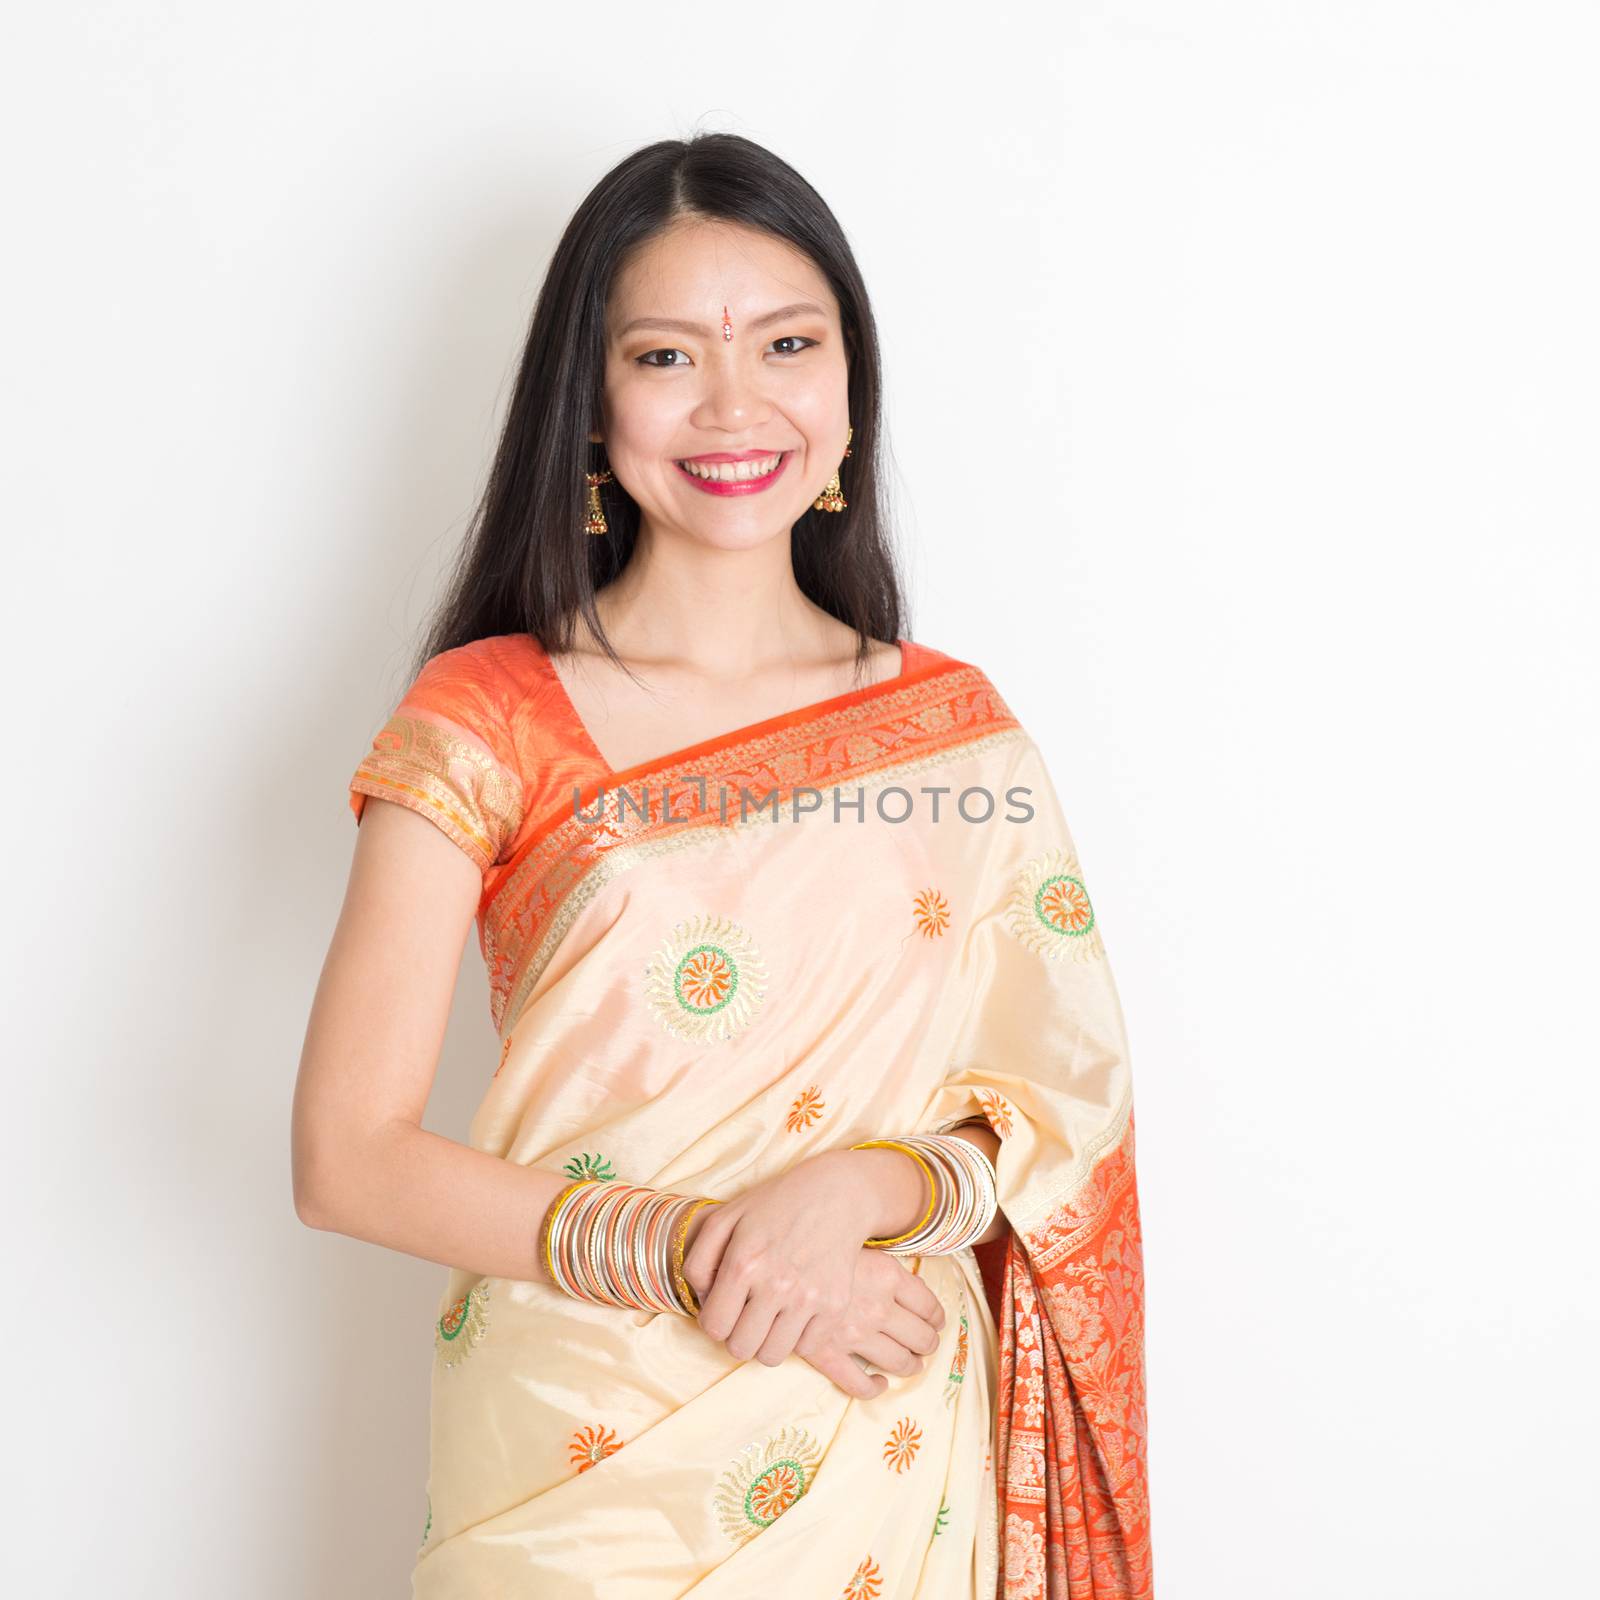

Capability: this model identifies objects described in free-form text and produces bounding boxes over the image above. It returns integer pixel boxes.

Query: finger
[808,1350,887,1402]
[681,1203,742,1305]
[891,1266,946,1329]
[854,1329,926,1379]
[694,1253,751,1342]
[722,1293,781,1363]
[881,1302,944,1358]
[753,1305,813,1368]
[681,1204,738,1299]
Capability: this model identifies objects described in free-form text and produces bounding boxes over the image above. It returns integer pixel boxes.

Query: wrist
[845,1145,933,1242]
[943,1117,1000,1167]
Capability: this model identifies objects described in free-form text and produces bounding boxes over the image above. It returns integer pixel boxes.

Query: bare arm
[291,798,589,1282]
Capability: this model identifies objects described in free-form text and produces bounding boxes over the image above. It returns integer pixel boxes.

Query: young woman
[293,133,1152,1598]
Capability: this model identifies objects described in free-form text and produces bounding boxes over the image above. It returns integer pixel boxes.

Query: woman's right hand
[777,1244,946,1400]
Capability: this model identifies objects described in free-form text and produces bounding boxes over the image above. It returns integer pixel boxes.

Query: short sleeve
[347,641,526,871]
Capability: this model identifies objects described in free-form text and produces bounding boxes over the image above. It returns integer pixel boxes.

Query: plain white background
[4,3,1595,1594]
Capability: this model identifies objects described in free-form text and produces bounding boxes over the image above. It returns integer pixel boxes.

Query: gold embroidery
[1004,845,1105,963]
[352,715,524,869]
[712,1425,825,1544]
[435,1279,491,1368]
[643,914,768,1044]
[1018,1105,1138,1269]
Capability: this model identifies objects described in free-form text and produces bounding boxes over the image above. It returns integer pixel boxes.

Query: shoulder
[899,636,1023,726]
[398,633,557,736]
[447,634,617,831]
[350,633,540,871]
[898,637,966,673]
[404,632,528,705]
[898,636,991,684]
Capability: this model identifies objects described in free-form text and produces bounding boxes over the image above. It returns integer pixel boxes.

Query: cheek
[604,377,684,456]
[792,367,851,428]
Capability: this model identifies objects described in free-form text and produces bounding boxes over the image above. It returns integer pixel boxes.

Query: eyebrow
[613,301,830,339]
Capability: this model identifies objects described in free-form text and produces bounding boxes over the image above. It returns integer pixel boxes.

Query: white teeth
[678,453,783,482]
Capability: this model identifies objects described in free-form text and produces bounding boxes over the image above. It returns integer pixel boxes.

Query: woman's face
[594,218,851,552]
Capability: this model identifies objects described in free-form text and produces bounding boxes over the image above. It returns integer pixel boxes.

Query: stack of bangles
[847,1129,1000,1255]
[538,1127,999,1316]
[541,1179,723,1316]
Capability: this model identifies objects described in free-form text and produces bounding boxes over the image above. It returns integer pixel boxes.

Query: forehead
[608,219,837,323]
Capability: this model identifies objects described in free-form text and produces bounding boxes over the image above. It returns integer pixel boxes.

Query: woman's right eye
[637,348,691,368]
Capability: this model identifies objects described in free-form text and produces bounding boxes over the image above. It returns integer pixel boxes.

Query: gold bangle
[542,1177,598,1289]
[672,1197,722,1315]
[849,1139,938,1248]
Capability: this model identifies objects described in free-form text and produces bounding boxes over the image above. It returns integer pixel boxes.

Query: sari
[348,631,1152,1598]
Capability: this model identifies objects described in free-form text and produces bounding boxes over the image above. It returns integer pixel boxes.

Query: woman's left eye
[769,336,818,357]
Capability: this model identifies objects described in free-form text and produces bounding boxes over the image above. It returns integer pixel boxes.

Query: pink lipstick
[673,450,792,497]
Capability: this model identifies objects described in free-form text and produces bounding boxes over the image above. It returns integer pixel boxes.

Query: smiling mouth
[675,452,787,483]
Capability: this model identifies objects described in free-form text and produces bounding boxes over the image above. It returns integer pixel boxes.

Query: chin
[667,511,800,554]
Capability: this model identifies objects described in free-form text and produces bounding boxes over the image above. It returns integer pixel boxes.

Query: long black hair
[412,132,906,684]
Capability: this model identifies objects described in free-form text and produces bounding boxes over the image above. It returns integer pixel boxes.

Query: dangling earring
[812,426,852,513]
[585,468,614,536]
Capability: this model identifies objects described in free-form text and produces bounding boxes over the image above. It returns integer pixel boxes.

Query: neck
[582,520,863,677]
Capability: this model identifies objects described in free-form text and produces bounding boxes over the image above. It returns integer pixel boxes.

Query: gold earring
[585,468,614,536]
[812,426,852,513]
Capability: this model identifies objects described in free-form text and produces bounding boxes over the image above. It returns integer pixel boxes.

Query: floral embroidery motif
[493,1035,513,1078]
[562,1151,616,1182]
[912,887,950,938]
[1004,846,1105,961]
[644,913,768,1043]
[1004,1511,1047,1592]
[932,1498,950,1537]
[842,1554,883,1596]
[419,1494,431,1550]
[944,1304,971,1405]
[712,1425,824,1544]
[1042,1280,1107,1363]
[785,1084,825,1131]
[976,1088,1015,1140]
[568,1423,624,1473]
[881,1416,923,1473]
[435,1280,490,1368]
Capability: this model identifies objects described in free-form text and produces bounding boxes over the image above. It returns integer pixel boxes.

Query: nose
[690,352,776,434]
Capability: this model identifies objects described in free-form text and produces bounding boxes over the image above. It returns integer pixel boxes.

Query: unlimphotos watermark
[568,778,1036,827]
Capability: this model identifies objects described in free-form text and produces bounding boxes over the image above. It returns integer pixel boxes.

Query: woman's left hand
[682,1148,912,1367]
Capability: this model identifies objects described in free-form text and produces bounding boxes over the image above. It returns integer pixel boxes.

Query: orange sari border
[481,660,1026,1035]
[993,1109,1152,1597]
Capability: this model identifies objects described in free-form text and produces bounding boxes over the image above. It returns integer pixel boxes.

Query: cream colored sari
[349,632,1152,1597]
